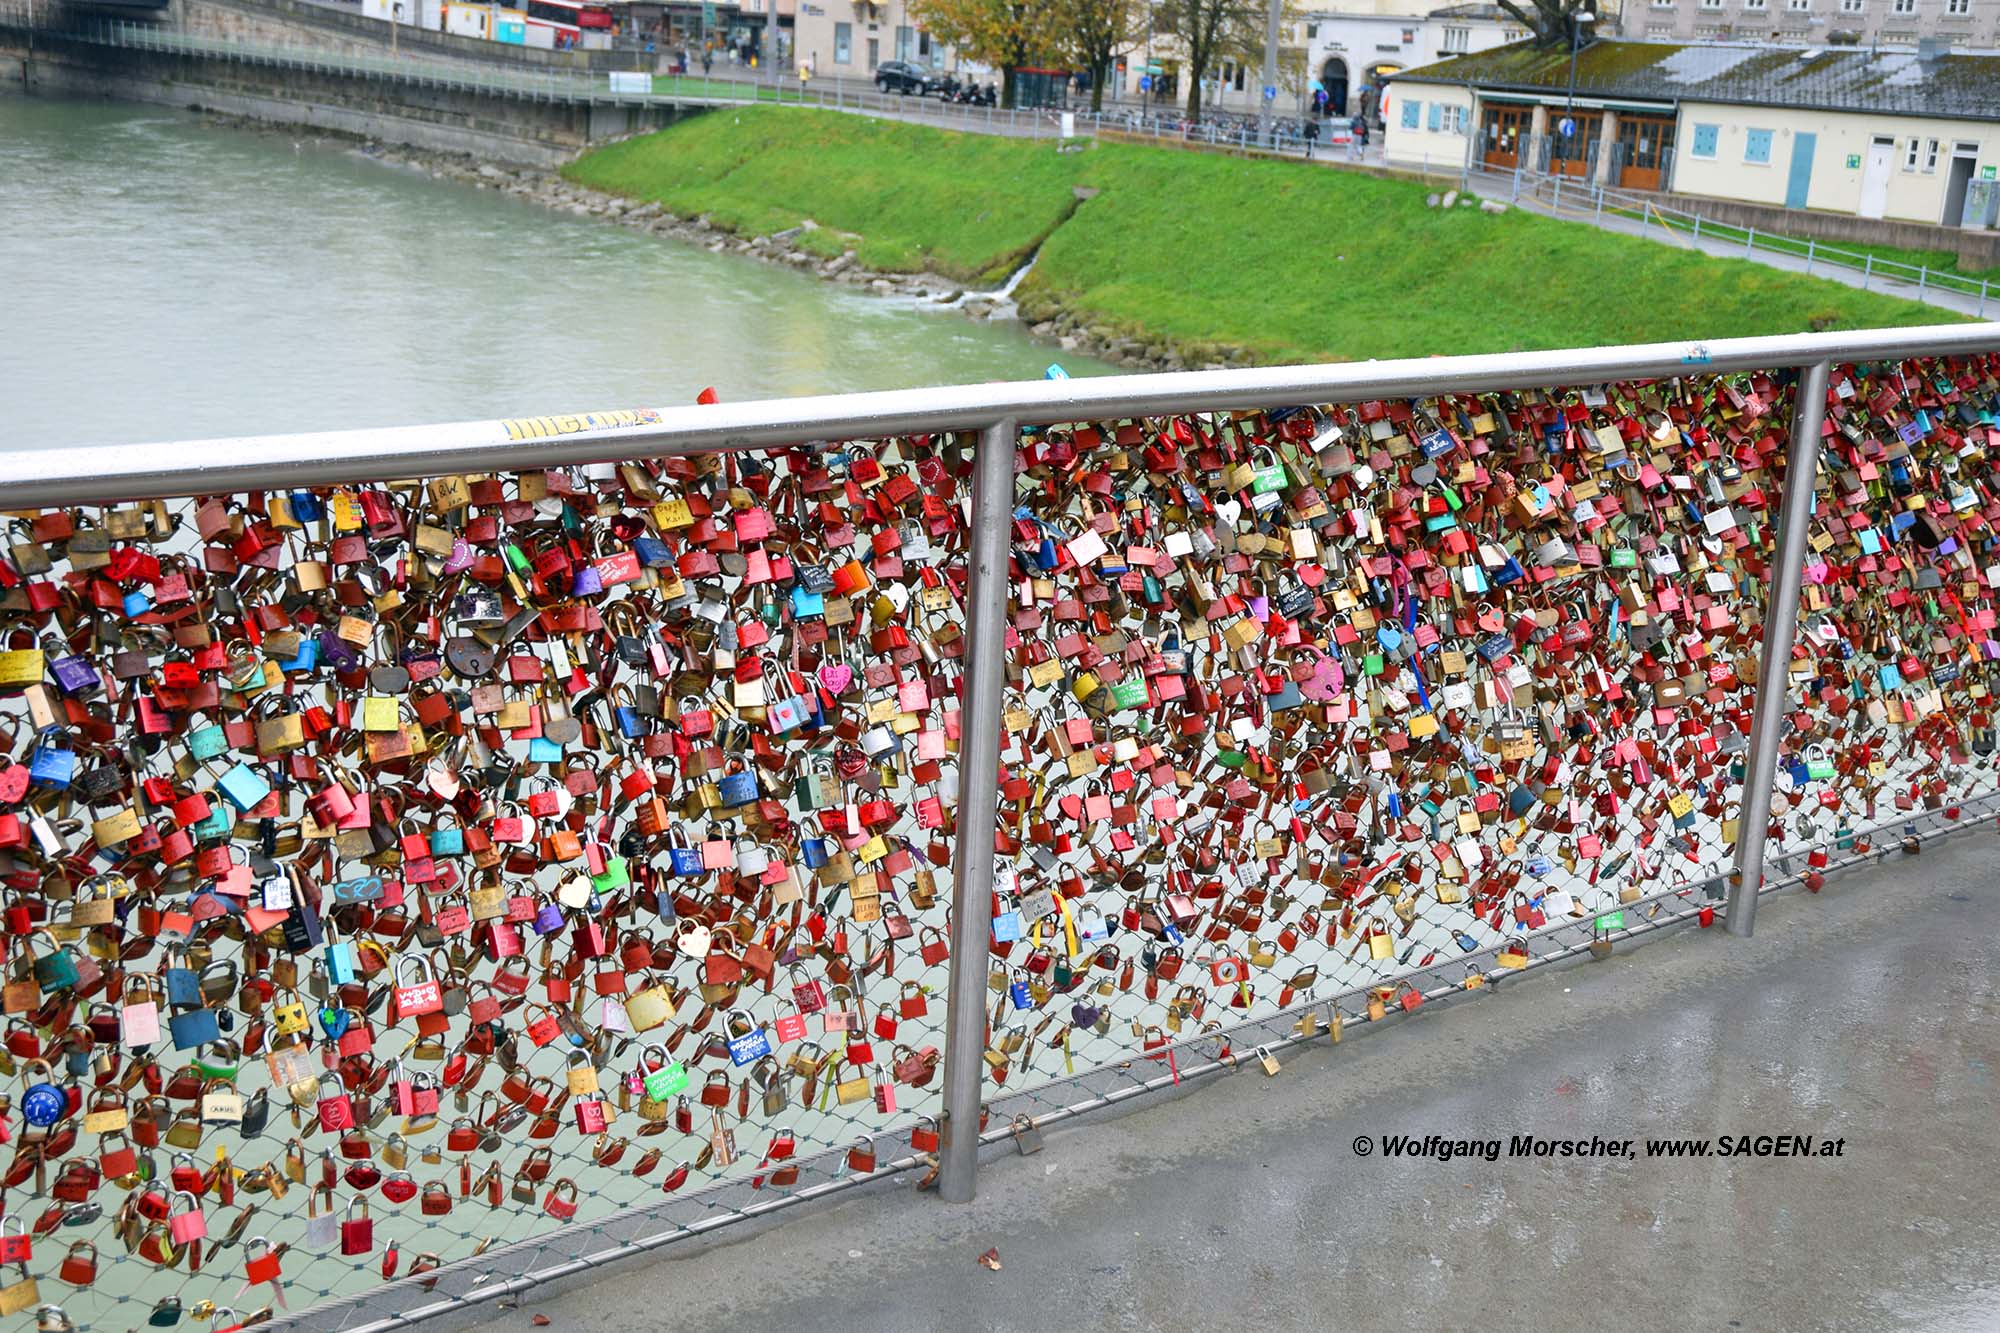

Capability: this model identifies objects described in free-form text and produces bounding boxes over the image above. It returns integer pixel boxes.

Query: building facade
[1386,39,2000,227]
[792,0,950,79]
[1304,3,1525,119]
[1617,0,2000,50]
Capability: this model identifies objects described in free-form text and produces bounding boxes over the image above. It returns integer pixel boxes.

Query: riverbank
[562,107,1962,369]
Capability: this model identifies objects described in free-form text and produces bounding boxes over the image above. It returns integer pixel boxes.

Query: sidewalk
[445,829,2000,1333]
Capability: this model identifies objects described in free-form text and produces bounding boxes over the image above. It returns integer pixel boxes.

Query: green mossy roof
[1396,39,2000,121]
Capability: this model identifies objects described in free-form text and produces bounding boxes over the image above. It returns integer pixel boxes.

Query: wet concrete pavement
[454,829,2000,1333]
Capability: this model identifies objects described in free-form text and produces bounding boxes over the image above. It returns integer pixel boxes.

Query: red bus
[524,0,612,47]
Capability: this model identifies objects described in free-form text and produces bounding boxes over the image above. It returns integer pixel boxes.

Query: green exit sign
[1846,153,1861,169]
[1984,165,1997,180]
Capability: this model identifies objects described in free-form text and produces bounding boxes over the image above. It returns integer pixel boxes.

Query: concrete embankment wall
[2,0,683,165]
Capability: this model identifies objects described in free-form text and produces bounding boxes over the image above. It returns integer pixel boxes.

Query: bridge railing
[2,324,1999,1332]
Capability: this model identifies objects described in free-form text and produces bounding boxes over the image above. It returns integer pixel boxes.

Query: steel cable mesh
[980,370,1803,1102]
[0,438,965,1331]
[1767,359,2000,883]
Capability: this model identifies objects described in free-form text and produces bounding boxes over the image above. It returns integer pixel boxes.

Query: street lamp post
[1560,8,1595,176]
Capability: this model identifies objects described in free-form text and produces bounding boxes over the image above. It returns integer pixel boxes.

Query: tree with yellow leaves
[910,0,1070,108]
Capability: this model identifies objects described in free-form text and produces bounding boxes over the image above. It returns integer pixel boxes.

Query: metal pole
[1804,239,1814,275]
[1728,357,1829,938]
[1258,0,1278,147]
[1863,255,1872,290]
[937,416,1014,1203]
[1745,224,1755,256]
[1982,279,1989,318]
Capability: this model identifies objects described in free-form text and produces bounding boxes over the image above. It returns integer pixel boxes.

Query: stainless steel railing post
[937,417,1015,1202]
[1727,358,1830,936]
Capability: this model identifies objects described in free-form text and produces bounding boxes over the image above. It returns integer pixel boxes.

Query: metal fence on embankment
[1,323,1999,1331]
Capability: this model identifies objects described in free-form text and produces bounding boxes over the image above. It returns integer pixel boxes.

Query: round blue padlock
[22,1073,67,1127]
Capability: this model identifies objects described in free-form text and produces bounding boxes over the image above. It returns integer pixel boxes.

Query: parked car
[875,61,942,96]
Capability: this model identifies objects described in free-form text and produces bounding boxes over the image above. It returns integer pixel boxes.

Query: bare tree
[1058,0,1143,112]
[1494,0,1598,47]
[1157,0,1262,122]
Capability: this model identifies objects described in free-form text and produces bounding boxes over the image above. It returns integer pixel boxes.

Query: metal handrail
[5,324,1996,507]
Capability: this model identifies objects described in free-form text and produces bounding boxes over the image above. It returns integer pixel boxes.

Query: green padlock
[641,1044,688,1102]
[1109,677,1148,710]
[591,855,631,893]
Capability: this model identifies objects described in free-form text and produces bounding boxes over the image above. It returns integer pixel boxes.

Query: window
[1428,103,1442,130]
[1905,136,1920,169]
[1786,0,1810,11]
[834,20,851,61]
[1701,0,1722,10]
[1839,0,1863,11]
[1652,0,1673,7]
[1441,24,1470,50]
[1745,127,1774,163]
[1925,137,1940,171]
[1691,122,1720,157]
[1743,0,1766,10]
[1445,105,1469,133]
[1947,0,1970,12]
[1306,22,1318,37]
[1401,99,1422,129]
[894,23,911,60]
[1891,0,1914,12]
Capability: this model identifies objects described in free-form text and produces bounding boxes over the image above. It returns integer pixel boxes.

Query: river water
[0,97,1109,452]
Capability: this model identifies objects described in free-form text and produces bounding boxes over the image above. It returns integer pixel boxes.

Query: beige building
[792,0,950,79]
[1619,0,2000,50]
[1387,39,2000,227]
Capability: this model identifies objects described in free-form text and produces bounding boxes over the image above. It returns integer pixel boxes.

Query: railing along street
[0,324,1998,1332]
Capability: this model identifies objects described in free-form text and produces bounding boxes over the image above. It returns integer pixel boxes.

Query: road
[438,823,2000,1332]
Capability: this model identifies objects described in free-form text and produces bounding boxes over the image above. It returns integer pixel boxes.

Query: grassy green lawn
[565,107,1964,364]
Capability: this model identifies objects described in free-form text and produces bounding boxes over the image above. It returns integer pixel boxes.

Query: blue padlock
[429,825,465,858]
[21,1062,67,1127]
[217,763,271,813]
[319,1006,352,1040]
[326,935,357,986]
[991,910,1023,943]
[281,637,321,673]
[633,535,671,567]
[186,723,228,760]
[716,770,758,806]
[288,490,325,522]
[28,735,76,790]
[668,846,704,876]
[726,1018,773,1066]
[122,589,153,618]
[1008,978,1032,1010]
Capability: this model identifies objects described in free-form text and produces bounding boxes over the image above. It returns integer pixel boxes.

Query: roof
[1392,38,2000,121]
[1425,3,1513,18]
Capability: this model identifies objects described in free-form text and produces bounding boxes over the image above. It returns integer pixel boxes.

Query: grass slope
[565,107,1963,364]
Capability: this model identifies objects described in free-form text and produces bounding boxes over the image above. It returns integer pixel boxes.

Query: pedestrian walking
[1303,116,1319,159]
[702,46,713,76]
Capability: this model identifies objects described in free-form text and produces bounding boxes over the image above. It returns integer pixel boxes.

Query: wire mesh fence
[2,333,1999,1330]
[0,433,972,1330]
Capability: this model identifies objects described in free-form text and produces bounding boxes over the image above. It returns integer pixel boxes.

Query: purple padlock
[570,564,604,597]
[533,901,566,936]
[318,628,362,671]
[50,653,101,696]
